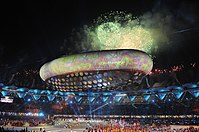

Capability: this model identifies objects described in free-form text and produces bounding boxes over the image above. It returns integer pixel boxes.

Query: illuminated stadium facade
[0,44,199,117]
[0,49,198,108]
[0,49,198,116]
[39,49,153,92]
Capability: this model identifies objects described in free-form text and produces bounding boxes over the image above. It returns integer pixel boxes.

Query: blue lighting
[183,83,198,88]
[176,87,183,90]
[89,97,95,102]
[27,98,31,102]
[1,91,9,96]
[38,112,44,116]
[191,84,197,88]
[0,83,4,87]
[103,93,112,96]
[114,96,122,102]
[102,97,109,102]
[47,90,51,94]
[156,93,167,100]
[27,112,32,115]
[129,96,136,102]
[17,93,27,98]
[17,88,25,92]
[144,95,150,101]
[65,92,75,95]
[189,90,199,98]
[40,90,47,94]
[62,96,68,101]
[47,95,55,101]
[69,101,73,104]
[33,89,39,94]
[159,89,169,92]
[173,92,184,99]
[32,95,41,100]
[75,97,82,102]
[3,86,9,89]
[59,91,64,96]
[78,92,86,96]
[53,91,58,95]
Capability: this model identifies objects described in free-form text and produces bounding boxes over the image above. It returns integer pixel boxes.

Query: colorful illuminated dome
[39,49,153,92]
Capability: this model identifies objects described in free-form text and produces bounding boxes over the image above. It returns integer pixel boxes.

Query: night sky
[0,0,199,70]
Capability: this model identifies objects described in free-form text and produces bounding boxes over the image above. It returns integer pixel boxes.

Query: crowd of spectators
[0,117,52,127]
[0,115,198,131]
[53,117,199,132]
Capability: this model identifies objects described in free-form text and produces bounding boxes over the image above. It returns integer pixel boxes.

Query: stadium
[0,0,199,131]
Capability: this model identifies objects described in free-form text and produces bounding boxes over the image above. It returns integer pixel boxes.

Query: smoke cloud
[61,1,198,55]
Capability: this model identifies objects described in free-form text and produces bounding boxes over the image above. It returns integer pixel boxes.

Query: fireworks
[86,12,154,53]
[95,22,153,53]
[67,11,173,55]
[149,63,198,75]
